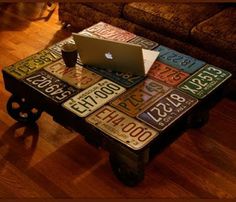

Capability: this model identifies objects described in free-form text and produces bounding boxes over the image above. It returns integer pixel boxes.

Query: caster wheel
[7,95,43,124]
[187,110,209,128]
[109,154,144,187]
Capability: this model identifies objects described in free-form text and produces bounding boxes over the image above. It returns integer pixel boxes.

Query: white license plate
[44,60,102,89]
[86,105,158,150]
[62,79,126,117]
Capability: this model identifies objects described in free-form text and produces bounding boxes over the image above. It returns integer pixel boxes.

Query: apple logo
[105,52,113,60]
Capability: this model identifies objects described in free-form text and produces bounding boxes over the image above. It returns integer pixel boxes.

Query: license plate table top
[2,21,231,187]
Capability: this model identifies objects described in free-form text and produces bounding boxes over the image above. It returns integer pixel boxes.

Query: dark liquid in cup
[61,43,78,67]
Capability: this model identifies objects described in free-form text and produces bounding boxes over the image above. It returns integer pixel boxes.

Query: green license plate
[62,79,126,117]
[48,37,75,55]
[178,64,232,99]
[44,60,102,89]
[137,89,198,131]
[86,66,145,88]
[110,78,170,117]
[86,105,158,150]
[3,50,61,79]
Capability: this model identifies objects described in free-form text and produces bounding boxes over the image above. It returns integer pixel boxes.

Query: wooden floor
[0,3,236,198]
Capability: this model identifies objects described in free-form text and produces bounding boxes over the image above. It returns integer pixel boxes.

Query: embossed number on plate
[44,60,102,89]
[86,66,144,88]
[178,64,231,99]
[86,22,136,42]
[3,50,61,79]
[128,36,158,50]
[86,105,158,150]
[137,89,198,131]
[148,61,189,86]
[111,78,170,117]
[155,45,205,74]
[23,70,78,103]
[63,79,125,117]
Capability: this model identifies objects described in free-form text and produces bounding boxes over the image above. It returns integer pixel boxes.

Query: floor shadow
[44,28,72,49]
[0,122,39,170]
[0,2,55,32]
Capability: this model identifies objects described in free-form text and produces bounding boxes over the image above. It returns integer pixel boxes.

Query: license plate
[62,79,126,117]
[128,36,158,50]
[148,61,189,86]
[86,105,158,150]
[3,50,61,79]
[178,64,231,99]
[78,29,103,38]
[44,60,102,89]
[155,45,205,74]
[137,89,198,131]
[86,66,144,88]
[110,78,170,117]
[23,70,78,103]
[48,37,75,55]
[86,22,136,42]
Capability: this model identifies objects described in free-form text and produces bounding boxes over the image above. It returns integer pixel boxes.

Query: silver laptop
[72,33,159,76]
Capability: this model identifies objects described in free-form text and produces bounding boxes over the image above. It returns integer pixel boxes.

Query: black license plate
[23,70,78,103]
[137,89,198,131]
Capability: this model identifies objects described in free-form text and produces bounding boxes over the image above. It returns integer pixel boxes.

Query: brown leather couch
[58,2,236,92]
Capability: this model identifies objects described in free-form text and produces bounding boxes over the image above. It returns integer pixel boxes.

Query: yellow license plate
[3,50,60,79]
[44,60,102,89]
[86,105,158,150]
[110,78,171,117]
[62,79,126,117]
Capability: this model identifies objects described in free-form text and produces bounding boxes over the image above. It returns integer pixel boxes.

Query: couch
[58,2,236,95]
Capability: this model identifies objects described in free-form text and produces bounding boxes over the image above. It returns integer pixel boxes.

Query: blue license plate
[155,45,205,74]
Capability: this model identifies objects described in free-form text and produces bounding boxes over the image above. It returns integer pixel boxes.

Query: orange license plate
[148,61,189,86]
[110,78,170,117]
[86,105,158,150]
[44,60,102,89]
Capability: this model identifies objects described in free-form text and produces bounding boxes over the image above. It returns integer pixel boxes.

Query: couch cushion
[83,3,124,18]
[123,2,223,39]
[191,7,236,63]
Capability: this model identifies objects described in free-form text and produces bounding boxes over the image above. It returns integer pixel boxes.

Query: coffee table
[2,22,232,186]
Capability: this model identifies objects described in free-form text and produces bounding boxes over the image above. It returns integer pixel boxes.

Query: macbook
[72,33,159,76]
